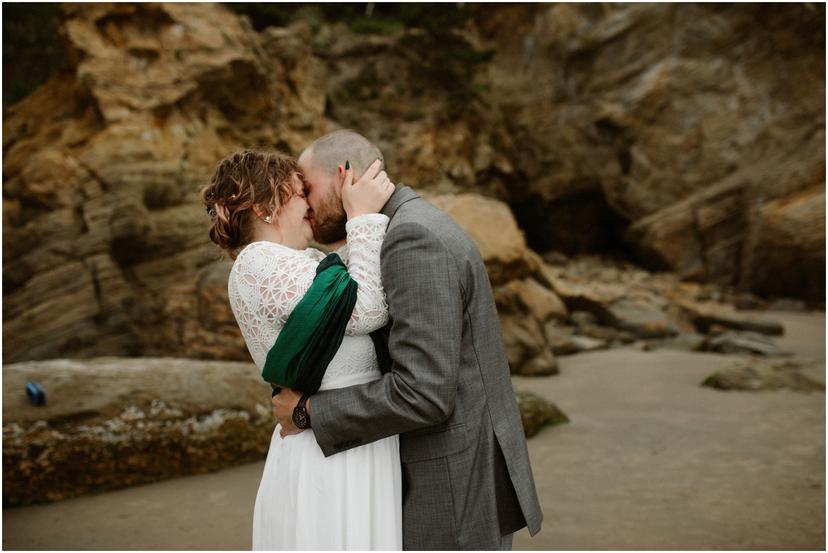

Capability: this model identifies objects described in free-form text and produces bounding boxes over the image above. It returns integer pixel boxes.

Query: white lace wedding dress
[227,213,402,550]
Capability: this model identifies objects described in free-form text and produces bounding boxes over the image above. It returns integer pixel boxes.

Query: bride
[199,150,401,550]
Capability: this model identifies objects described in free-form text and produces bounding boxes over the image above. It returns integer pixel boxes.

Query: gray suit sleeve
[310,221,464,457]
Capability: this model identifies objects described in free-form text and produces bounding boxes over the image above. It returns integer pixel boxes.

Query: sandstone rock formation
[2,3,823,367]
[3,4,329,363]
[426,194,539,287]
[748,186,826,300]
[476,4,824,303]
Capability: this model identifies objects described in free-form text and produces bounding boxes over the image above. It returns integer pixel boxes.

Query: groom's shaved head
[297,130,387,245]
[301,129,384,178]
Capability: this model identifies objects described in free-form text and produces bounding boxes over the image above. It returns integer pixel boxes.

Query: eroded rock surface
[3,3,822,369]
[479,5,824,302]
[701,357,825,392]
[2,357,275,507]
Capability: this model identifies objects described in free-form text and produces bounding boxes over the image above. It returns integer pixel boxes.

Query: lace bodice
[228,214,390,388]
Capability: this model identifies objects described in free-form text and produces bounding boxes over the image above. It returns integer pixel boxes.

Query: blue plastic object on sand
[25,381,46,406]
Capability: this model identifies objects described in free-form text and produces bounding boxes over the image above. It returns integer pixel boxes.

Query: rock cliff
[2,3,823,365]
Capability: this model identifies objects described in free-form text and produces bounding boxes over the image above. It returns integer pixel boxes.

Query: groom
[272,130,543,550]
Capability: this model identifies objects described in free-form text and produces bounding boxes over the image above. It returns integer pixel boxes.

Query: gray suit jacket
[311,186,543,549]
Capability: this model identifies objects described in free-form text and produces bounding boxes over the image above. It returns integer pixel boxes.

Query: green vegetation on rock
[515,390,569,438]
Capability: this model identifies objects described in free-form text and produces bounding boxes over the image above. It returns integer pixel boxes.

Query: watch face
[293,409,309,429]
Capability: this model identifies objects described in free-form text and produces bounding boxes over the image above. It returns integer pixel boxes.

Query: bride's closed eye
[296,173,310,197]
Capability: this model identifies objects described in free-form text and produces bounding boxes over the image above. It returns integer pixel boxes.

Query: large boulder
[625,177,826,303]
[624,178,748,283]
[496,277,569,323]
[2,358,275,507]
[747,186,826,302]
[427,193,564,375]
[427,193,536,286]
[498,314,559,376]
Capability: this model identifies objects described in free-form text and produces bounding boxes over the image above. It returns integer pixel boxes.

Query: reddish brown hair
[199,150,297,260]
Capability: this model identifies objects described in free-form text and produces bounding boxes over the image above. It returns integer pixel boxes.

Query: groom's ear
[335,164,346,193]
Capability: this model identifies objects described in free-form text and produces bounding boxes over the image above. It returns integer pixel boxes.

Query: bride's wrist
[346,211,374,221]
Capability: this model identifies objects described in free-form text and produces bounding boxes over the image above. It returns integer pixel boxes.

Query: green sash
[262,253,358,396]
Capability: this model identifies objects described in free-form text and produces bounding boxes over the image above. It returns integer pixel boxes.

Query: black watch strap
[292,393,311,429]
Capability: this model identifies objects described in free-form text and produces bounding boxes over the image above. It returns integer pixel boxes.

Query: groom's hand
[272,388,306,438]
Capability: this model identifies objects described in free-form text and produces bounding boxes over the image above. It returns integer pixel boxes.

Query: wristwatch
[292,393,311,429]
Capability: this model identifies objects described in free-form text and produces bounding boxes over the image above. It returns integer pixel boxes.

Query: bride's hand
[341,159,395,219]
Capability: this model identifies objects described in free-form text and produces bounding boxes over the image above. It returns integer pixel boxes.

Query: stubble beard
[311,189,347,244]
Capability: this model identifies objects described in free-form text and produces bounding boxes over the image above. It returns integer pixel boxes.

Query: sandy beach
[3,310,824,550]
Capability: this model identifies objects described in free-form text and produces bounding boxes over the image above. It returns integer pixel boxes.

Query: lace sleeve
[229,243,322,333]
[229,213,389,350]
[333,242,350,265]
[342,213,390,335]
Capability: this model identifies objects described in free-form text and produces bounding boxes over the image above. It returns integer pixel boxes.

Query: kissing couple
[200,130,543,550]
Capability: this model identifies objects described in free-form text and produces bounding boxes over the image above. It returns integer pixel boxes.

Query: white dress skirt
[226,215,402,550]
[251,360,402,550]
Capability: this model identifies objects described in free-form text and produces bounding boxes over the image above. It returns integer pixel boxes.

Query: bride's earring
[264,215,272,224]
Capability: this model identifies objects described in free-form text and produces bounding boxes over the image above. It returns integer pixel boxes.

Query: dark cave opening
[510,189,636,260]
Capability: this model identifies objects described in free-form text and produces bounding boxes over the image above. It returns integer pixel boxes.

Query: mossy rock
[515,390,568,438]
[2,358,276,507]
[701,357,825,393]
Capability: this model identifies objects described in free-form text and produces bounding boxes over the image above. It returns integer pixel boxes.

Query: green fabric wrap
[262,252,358,396]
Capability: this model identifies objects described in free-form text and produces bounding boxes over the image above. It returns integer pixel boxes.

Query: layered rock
[536,252,797,357]
[747,186,826,301]
[2,4,329,363]
[700,329,792,357]
[3,3,823,366]
[476,5,824,302]
[674,298,785,335]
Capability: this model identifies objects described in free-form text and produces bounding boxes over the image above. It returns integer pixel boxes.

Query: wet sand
[4,310,825,550]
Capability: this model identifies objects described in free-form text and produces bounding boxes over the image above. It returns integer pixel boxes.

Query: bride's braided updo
[200,150,298,260]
